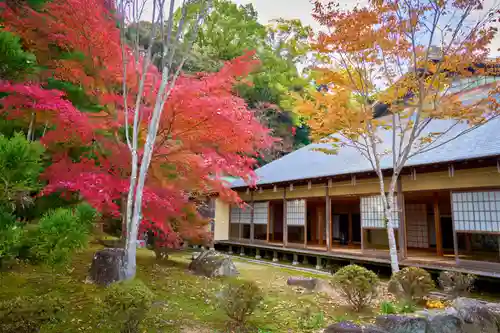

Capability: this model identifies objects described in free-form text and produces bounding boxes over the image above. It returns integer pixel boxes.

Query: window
[452,191,500,232]
[360,195,399,228]
[253,202,269,225]
[230,205,240,224]
[286,200,306,226]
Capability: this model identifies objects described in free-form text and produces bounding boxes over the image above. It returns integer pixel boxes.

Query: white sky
[141,0,499,56]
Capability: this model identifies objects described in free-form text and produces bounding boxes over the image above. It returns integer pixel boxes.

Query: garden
[0,0,500,332]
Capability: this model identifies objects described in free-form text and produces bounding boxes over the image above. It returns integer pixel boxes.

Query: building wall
[214,198,230,241]
[214,166,500,241]
[402,167,500,192]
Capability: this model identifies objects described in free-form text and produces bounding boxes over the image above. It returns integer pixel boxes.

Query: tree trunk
[27,112,35,141]
[385,180,400,273]
[377,175,400,273]
[123,149,139,279]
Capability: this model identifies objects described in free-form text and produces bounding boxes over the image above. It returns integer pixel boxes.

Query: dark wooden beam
[250,191,254,243]
[348,212,353,244]
[325,183,331,251]
[433,192,444,256]
[397,178,407,259]
[283,187,288,247]
[304,200,308,248]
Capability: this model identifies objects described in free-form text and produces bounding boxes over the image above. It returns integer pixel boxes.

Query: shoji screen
[452,191,500,232]
[360,195,399,228]
[253,202,269,225]
[286,200,306,226]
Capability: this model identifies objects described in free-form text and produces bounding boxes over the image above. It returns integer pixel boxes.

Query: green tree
[125,1,313,164]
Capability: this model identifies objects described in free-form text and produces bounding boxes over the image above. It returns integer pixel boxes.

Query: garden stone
[287,277,318,291]
[324,322,387,333]
[88,248,126,286]
[452,297,500,333]
[188,249,239,278]
[427,312,465,333]
[324,321,363,333]
[375,315,428,333]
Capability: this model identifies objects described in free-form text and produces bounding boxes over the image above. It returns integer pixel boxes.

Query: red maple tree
[0,0,272,247]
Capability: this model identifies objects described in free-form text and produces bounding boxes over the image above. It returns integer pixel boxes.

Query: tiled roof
[232,82,500,188]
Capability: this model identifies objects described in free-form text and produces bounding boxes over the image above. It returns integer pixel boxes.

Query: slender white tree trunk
[376,174,400,273]
[385,189,400,273]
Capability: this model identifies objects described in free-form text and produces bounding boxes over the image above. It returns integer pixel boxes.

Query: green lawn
[0,245,373,333]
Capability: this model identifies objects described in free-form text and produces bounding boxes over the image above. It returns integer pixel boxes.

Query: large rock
[324,321,363,333]
[88,248,126,286]
[188,249,238,278]
[287,277,318,291]
[324,322,387,333]
[375,315,428,333]
[452,297,500,333]
[427,312,465,333]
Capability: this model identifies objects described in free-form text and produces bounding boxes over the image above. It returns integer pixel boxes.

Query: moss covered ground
[0,245,370,333]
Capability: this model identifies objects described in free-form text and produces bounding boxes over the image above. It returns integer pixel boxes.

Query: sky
[141,0,499,57]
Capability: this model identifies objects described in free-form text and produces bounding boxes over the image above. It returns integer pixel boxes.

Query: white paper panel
[286,200,306,226]
[360,195,399,228]
[452,191,500,232]
[253,202,269,225]
[240,205,252,225]
[230,205,240,224]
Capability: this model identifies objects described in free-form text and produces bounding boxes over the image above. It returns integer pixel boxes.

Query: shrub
[0,294,63,333]
[399,301,416,313]
[0,133,44,211]
[105,279,155,333]
[299,309,325,329]
[439,271,475,297]
[220,279,264,327]
[0,209,23,268]
[74,202,100,229]
[388,267,435,304]
[30,207,91,267]
[380,301,398,315]
[331,264,380,312]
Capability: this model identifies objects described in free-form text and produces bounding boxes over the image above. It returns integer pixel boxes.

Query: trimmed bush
[105,279,155,333]
[0,209,23,268]
[220,279,264,327]
[0,294,63,333]
[380,301,398,315]
[439,271,475,297]
[0,133,44,211]
[74,202,100,229]
[332,264,380,312]
[388,267,434,304]
[30,207,91,267]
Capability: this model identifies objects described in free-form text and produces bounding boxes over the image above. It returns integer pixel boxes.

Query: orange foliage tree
[295,0,500,272]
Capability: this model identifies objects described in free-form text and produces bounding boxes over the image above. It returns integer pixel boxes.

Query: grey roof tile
[232,114,500,188]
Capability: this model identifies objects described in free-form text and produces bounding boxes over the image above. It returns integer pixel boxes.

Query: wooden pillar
[433,192,444,256]
[250,191,255,243]
[283,187,288,247]
[396,178,407,259]
[266,202,271,242]
[361,229,365,250]
[318,206,324,245]
[465,234,472,253]
[304,199,308,248]
[238,207,243,240]
[450,191,460,264]
[348,212,353,245]
[325,184,331,251]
